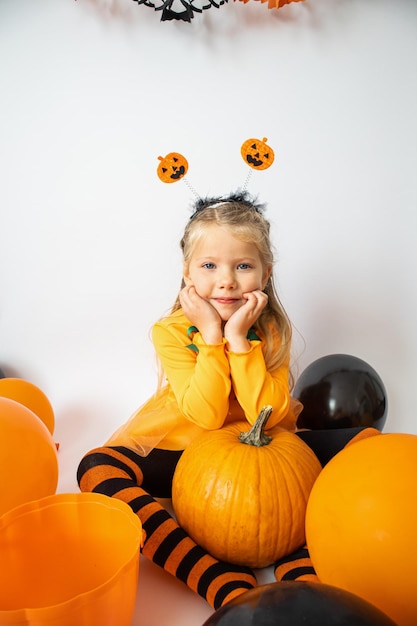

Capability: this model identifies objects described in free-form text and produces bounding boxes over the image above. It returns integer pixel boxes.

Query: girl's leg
[274,545,318,582]
[274,426,381,583]
[296,426,381,467]
[77,446,257,609]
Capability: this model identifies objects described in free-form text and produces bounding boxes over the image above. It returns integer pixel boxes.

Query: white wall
[1,0,417,496]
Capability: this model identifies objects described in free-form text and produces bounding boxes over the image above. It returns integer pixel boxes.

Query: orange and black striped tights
[77,426,379,609]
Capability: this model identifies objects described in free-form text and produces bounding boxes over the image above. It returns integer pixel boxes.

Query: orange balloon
[0,493,143,625]
[0,397,58,516]
[306,433,417,626]
[0,378,55,434]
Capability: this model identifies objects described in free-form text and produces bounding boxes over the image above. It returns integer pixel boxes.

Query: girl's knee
[76,446,144,492]
[77,446,118,492]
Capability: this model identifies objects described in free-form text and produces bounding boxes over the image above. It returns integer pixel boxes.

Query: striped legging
[77,426,379,608]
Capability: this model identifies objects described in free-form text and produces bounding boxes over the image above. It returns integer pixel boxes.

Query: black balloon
[294,354,387,431]
[201,582,396,626]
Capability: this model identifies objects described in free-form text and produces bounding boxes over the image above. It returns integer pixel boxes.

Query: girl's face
[184,224,271,322]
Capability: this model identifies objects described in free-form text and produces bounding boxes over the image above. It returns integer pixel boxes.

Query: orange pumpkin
[172,406,322,568]
[157,152,188,183]
[241,137,275,171]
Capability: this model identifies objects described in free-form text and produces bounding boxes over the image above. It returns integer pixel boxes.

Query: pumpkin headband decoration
[157,136,275,210]
[188,191,266,221]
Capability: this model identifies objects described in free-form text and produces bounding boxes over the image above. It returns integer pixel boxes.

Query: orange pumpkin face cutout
[241,137,275,171]
[157,152,188,183]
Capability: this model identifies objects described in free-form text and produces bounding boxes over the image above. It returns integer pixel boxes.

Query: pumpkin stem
[238,405,273,447]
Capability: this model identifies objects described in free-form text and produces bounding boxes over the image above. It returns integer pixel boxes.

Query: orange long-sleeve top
[106,309,300,455]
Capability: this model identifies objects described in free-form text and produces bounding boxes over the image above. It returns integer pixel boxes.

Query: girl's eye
[237,263,252,270]
[202,263,215,269]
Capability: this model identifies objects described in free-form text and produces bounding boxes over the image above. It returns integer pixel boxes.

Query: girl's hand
[224,290,268,352]
[179,284,223,344]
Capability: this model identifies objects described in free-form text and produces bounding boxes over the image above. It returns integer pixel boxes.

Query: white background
[1,1,416,624]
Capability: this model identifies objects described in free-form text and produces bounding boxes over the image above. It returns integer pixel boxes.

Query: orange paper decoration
[241,137,275,171]
[157,152,188,183]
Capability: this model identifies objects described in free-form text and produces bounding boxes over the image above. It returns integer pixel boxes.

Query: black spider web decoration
[132,0,228,22]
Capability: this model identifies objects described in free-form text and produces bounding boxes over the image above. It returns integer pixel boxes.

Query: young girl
[77,192,378,609]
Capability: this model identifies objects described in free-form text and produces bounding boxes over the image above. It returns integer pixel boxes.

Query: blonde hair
[170,194,294,386]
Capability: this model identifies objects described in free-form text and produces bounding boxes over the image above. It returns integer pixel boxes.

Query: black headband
[189,191,265,221]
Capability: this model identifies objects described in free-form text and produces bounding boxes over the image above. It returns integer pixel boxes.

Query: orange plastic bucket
[0,493,143,626]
